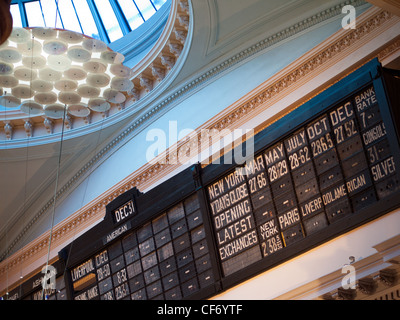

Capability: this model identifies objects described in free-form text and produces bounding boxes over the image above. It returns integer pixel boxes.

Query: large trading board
[205,83,398,277]
[52,59,400,300]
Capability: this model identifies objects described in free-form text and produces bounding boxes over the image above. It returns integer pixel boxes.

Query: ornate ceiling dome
[0,27,130,119]
[0,0,191,144]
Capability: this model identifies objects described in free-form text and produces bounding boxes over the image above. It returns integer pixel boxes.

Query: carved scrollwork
[3,121,13,140]
[379,269,398,287]
[358,277,378,295]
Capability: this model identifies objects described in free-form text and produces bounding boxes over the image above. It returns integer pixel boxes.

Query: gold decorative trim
[378,38,400,60]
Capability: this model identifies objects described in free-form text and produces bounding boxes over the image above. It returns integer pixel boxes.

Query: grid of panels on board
[70,193,214,300]
[207,85,400,277]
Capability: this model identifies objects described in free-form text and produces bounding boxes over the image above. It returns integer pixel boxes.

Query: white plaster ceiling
[172,0,349,85]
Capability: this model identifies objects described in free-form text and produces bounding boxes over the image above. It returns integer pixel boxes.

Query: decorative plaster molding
[43,118,54,134]
[378,38,400,61]
[3,121,12,140]
[210,10,397,133]
[23,120,32,138]
[367,0,400,16]
[1,5,400,295]
[207,0,368,58]
[274,234,400,300]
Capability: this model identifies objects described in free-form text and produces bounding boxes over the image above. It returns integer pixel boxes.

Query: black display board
[59,167,221,300]
[204,83,396,277]
[54,59,400,300]
[68,193,217,300]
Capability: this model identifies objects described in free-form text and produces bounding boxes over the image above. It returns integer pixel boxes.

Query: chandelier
[0,27,132,119]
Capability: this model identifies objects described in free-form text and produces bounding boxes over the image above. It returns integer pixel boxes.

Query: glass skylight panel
[71,0,100,40]
[39,0,63,28]
[10,4,22,27]
[24,1,45,27]
[153,0,167,10]
[55,0,82,34]
[94,0,123,42]
[10,0,168,43]
[118,0,144,30]
[135,0,156,20]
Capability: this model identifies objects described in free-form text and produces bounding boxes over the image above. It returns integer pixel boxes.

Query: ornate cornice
[275,233,400,300]
[378,38,400,60]
[211,10,397,133]
[1,3,400,295]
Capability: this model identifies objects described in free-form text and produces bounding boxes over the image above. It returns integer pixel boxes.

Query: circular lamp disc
[54,78,77,92]
[59,91,81,104]
[88,98,110,112]
[9,28,31,43]
[32,27,58,40]
[34,92,58,104]
[39,67,62,82]
[44,103,65,119]
[59,30,84,44]
[22,55,47,69]
[87,73,110,87]
[0,75,18,88]
[82,38,107,52]
[48,55,72,71]
[17,40,42,56]
[0,62,13,75]
[20,100,44,115]
[103,88,126,103]
[43,40,68,55]
[64,66,87,80]
[67,46,91,62]
[83,59,107,73]
[68,104,90,117]
[12,84,34,99]
[4,27,129,118]
[0,95,21,108]
[0,48,22,63]
[14,66,37,81]
[31,79,53,92]
[101,51,124,64]
[111,77,134,91]
[110,64,133,78]
[77,84,100,98]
